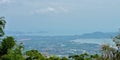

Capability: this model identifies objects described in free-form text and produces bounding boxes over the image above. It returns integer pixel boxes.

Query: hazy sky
[0,0,120,35]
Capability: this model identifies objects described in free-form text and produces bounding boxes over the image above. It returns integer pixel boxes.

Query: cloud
[31,6,69,15]
[38,7,56,13]
[0,0,71,16]
[24,1,71,15]
[47,7,56,12]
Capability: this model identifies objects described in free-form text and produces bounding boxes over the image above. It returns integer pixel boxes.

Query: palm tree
[101,44,116,60]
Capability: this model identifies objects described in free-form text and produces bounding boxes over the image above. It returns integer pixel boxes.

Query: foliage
[25,50,46,60]
[48,55,60,60]
[1,50,25,60]
[0,36,16,56]
[69,53,100,60]
[60,57,68,60]
[0,36,25,60]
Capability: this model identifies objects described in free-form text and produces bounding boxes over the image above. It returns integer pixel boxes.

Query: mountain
[78,32,117,39]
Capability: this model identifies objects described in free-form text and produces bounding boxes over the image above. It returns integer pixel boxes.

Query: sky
[0,0,120,35]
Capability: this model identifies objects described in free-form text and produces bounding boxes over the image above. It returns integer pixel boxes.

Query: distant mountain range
[5,31,118,39]
[78,32,117,39]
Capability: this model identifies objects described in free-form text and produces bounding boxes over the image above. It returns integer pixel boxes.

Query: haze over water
[0,0,120,35]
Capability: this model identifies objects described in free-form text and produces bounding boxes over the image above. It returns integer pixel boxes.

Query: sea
[15,36,115,57]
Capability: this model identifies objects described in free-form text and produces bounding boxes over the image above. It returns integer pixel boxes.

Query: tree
[90,54,101,60]
[1,49,25,60]
[0,17,6,37]
[69,53,92,60]
[101,44,115,60]
[0,36,16,56]
[25,50,46,60]
[48,55,60,60]
[0,17,25,60]
[60,57,68,60]
[1,43,25,60]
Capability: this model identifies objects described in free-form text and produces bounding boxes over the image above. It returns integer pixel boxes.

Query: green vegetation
[0,17,120,60]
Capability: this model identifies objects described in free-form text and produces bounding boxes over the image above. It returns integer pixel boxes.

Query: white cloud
[24,1,71,15]
[31,6,69,15]
[47,7,56,12]
[0,0,71,16]
[35,7,56,13]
